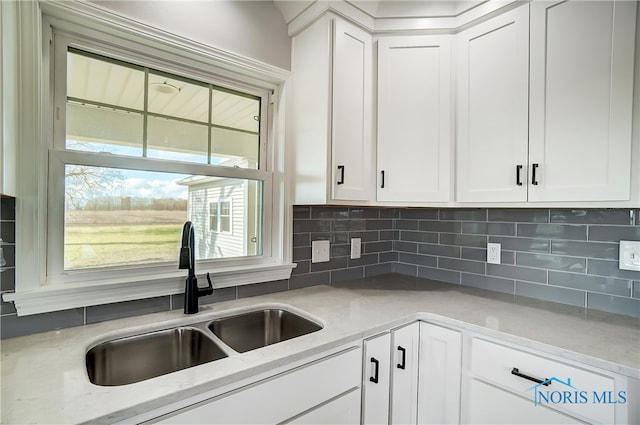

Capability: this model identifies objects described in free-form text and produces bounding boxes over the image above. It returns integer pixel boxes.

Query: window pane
[66,102,144,156]
[147,116,208,163]
[64,166,263,270]
[67,51,144,110]
[211,127,259,168]
[212,89,260,133]
[148,73,209,123]
[187,178,263,258]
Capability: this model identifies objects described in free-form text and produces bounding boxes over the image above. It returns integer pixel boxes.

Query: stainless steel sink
[86,327,227,386]
[208,309,323,353]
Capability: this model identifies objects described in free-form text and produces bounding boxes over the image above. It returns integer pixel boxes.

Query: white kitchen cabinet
[417,322,462,424]
[377,35,452,203]
[456,0,637,204]
[390,322,421,424]
[528,0,637,202]
[467,379,581,424]
[455,4,530,203]
[462,337,638,424]
[362,332,391,424]
[285,388,361,425]
[148,347,362,424]
[291,15,373,204]
[362,322,422,424]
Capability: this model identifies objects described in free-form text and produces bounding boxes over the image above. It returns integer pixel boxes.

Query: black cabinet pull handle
[531,163,539,185]
[370,357,379,383]
[511,367,550,386]
[337,165,345,185]
[397,346,406,370]
[516,165,523,186]
[381,170,385,189]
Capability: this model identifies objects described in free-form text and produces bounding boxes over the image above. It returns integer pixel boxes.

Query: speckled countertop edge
[1,274,639,425]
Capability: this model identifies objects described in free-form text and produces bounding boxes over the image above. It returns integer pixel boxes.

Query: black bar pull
[511,367,550,386]
[531,163,539,185]
[516,165,523,186]
[370,357,379,383]
[397,346,406,370]
[337,165,345,185]
[380,170,385,188]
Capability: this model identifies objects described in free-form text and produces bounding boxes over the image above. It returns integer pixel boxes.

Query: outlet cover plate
[487,243,501,264]
[619,240,640,271]
[312,240,330,263]
[350,238,362,259]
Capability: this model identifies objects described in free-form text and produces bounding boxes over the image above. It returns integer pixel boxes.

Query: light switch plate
[487,243,501,264]
[312,240,330,263]
[619,240,640,271]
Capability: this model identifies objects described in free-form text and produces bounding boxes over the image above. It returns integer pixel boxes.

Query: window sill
[3,263,295,316]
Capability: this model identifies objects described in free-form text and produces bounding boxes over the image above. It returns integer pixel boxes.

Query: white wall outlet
[619,240,640,271]
[311,240,330,263]
[487,242,501,264]
[350,238,362,259]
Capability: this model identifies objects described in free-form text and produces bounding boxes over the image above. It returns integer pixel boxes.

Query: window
[209,200,231,233]
[4,2,292,315]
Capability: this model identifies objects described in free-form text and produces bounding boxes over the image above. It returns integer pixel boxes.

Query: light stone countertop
[1,274,639,425]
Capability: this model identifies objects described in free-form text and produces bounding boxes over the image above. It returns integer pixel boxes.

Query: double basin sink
[86,308,323,386]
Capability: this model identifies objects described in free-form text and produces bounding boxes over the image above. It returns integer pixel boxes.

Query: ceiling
[274,0,486,23]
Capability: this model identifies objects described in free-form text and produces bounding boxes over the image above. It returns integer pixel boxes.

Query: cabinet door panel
[417,323,461,424]
[390,322,420,424]
[529,0,636,201]
[467,379,582,424]
[362,333,391,424]
[377,36,451,202]
[332,19,372,201]
[456,5,529,202]
[285,388,361,425]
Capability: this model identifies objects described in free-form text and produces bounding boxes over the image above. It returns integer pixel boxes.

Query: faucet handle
[198,272,214,297]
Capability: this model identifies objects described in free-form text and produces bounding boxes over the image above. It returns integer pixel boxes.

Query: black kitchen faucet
[179,221,213,314]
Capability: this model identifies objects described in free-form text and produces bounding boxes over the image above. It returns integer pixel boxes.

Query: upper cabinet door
[528,0,637,202]
[377,35,452,203]
[456,5,530,203]
[332,19,373,201]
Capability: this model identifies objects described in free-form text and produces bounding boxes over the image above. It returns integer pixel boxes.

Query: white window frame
[4,1,293,316]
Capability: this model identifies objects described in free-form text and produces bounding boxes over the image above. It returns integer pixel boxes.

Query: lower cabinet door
[467,379,582,424]
[417,323,462,424]
[362,333,391,424]
[390,322,420,425]
[153,347,361,424]
[285,388,361,425]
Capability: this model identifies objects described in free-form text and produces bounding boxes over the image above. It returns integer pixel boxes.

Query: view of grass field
[64,210,186,270]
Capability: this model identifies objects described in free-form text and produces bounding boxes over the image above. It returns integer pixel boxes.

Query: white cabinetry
[291,15,373,204]
[457,1,637,203]
[377,35,452,203]
[528,0,637,202]
[362,322,422,424]
[147,347,361,424]
[455,5,529,203]
[417,322,462,424]
[463,337,636,424]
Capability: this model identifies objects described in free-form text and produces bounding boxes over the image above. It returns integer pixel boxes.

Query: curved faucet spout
[179,221,195,278]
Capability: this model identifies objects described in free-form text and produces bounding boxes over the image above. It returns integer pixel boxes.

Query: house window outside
[210,200,231,233]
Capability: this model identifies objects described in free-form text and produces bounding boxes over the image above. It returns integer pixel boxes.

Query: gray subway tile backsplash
[3,205,640,339]
[548,271,631,297]
[515,252,586,273]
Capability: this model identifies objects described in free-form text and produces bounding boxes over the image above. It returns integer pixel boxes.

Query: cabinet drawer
[470,338,615,424]
[154,347,362,424]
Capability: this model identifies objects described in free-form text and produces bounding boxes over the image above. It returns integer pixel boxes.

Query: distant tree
[65,165,124,210]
